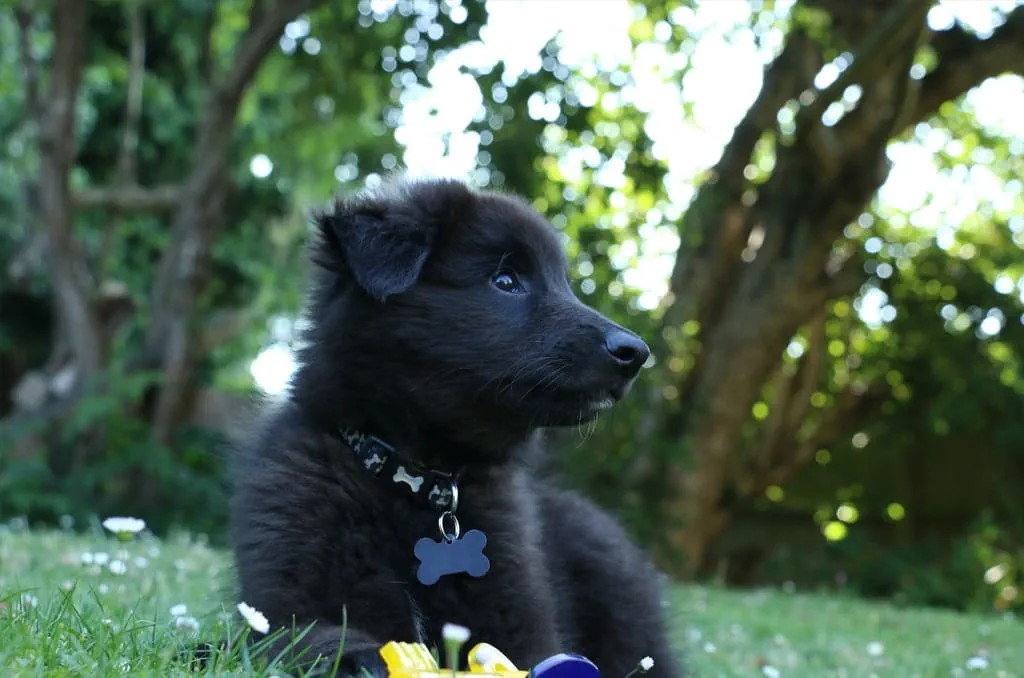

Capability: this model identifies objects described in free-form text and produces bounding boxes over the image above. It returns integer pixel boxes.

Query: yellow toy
[379,640,603,678]
[380,641,527,678]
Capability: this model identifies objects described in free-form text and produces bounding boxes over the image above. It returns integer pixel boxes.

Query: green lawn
[0,522,1020,677]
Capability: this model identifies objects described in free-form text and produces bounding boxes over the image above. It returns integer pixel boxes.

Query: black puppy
[228,177,680,676]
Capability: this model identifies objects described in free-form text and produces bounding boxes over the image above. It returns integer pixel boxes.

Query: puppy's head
[302,177,649,435]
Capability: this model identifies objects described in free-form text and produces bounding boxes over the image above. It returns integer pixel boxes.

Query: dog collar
[338,426,492,585]
[338,427,460,513]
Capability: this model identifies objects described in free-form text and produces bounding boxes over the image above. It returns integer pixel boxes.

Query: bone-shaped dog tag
[414,529,490,585]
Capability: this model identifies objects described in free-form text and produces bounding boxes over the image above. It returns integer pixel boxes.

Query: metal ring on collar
[438,511,461,542]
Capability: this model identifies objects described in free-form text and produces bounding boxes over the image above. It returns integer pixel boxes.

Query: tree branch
[95,0,150,285]
[795,0,932,131]
[198,3,217,86]
[220,1,318,111]
[745,382,887,496]
[116,0,147,184]
[15,0,40,121]
[38,0,104,375]
[783,312,828,435]
[715,30,821,188]
[105,0,149,278]
[72,185,182,212]
[911,6,1024,124]
[97,0,150,280]
[740,309,827,493]
[656,34,825,359]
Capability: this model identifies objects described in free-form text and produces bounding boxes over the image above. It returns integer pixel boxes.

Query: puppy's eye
[492,270,523,294]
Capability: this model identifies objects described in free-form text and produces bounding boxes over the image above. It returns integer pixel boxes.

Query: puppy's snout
[603,328,650,376]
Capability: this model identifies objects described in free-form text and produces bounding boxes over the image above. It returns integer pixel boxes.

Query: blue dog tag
[414,528,490,585]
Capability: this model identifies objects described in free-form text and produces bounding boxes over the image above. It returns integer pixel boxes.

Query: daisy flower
[624,655,656,678]
[176,616,200,632]
[237,602,270,634]
[442,623,471,644]
[965,655,989,670]
[102,516,146,541]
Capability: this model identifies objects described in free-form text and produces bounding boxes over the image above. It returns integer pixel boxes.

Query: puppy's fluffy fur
[228,178,680,676]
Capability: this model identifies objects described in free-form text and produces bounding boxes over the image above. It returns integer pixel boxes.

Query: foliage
[0,0,494,529]
[479,0,1024,580]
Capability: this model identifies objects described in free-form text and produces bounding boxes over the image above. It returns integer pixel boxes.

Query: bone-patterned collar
[338,427,460,513]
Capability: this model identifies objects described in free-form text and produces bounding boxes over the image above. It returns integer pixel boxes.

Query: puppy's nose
[604,329,651,375]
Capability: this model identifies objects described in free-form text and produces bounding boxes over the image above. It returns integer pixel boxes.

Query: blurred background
[1,0,1021,619]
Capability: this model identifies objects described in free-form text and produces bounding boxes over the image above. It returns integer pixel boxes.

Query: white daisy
[762,665,781,678]
[93,552,110,565]
[237,602,270,634]
[101,516,146,540]
[624,655,657,678]
[109,560,127,575]
[175,616,200,632]
[867,641,884,657]
[965,655,989,670]
[442,622,471,644]
[169,604,188,617]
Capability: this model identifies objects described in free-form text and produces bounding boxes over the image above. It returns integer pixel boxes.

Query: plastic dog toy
[380,641,600,678]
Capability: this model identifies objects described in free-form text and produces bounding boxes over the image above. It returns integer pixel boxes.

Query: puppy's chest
[377,484,565,661]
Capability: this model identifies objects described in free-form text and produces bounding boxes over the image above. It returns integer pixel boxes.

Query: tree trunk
[648,0,1024,578]
[37,0,103,379]
[144,0,326,445]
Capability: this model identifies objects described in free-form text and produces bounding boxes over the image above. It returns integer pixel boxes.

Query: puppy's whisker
[519,363,571,402]
[499,357,563,397]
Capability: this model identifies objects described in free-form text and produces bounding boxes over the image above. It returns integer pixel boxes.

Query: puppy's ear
[313,199,436,302]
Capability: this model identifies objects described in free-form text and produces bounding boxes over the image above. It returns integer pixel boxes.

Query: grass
[668,587,1019,677]
[1,521,1021,677]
